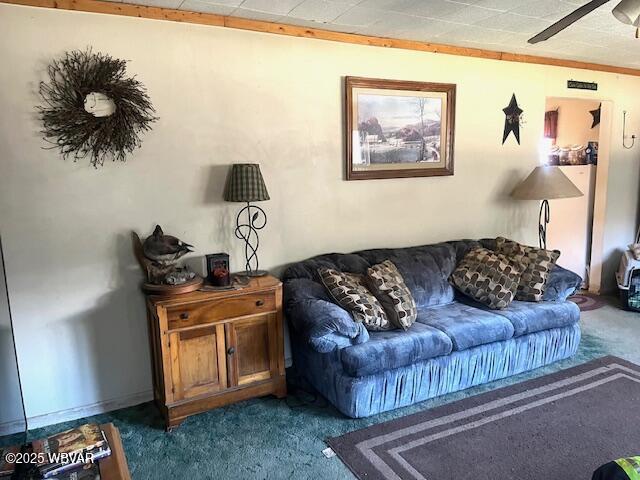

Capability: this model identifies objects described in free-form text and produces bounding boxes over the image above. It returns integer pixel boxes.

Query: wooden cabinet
[169,324,227,401]
[226,314,278,387]
[146,276,286,430]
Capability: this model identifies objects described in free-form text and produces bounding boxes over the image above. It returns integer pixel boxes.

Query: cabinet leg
[165,418,183,432]
[274,377,287,398]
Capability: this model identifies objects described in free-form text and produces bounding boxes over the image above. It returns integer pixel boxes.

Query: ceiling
[116,0,640,68]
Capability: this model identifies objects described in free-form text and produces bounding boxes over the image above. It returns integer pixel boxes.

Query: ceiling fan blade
[528,0,611,44]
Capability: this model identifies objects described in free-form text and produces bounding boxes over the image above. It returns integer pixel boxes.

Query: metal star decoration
[590,103,601,129]
[502,94,523,145]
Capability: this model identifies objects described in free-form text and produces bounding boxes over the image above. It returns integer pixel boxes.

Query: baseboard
[0,418,27,437]
[25,389,153,431]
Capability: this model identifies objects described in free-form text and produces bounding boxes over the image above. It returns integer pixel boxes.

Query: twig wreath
[38,49,158,168]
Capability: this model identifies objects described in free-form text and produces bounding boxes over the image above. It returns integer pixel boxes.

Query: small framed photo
[346,76,456,180]
[205,253,231,287]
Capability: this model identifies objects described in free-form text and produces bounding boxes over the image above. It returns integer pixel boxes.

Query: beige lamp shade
[511,166,583,200]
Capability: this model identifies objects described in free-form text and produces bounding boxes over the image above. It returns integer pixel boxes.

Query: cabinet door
[169,324,227,401]
[225,313,278,387]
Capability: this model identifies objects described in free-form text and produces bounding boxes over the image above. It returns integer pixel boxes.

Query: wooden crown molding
[3,0,640,77]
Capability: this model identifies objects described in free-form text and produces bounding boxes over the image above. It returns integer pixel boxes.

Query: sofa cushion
[340,322,453,377]
[366,260,418,330]
[356,243,458,309]
[417,302,515,351]
[318,268,392,331]
[490,300,580,337]
[496,237,560,302]
[450,247,523,310]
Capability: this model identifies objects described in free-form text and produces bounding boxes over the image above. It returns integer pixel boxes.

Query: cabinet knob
[256,300,265,307]
[179,312,189,320]
[227,347,236,355]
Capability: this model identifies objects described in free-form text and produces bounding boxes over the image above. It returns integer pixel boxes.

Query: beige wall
[546,97,601,148]
[0,240,25,433]
[1,3,639,426]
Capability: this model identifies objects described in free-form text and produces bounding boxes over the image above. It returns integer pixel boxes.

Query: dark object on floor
[593,457,640,480]
[570,293,607,311]
[9,424,130,480]
[327,356,640,480]
[284,368,328,410]
[145,275,286,431]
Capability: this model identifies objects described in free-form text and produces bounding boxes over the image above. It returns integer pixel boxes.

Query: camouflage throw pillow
[366,260,417,331]
[495,237,560,302]
[450,247,523,310]
[318,268,392,331]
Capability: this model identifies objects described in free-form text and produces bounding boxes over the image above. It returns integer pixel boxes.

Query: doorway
[541,97,611,293]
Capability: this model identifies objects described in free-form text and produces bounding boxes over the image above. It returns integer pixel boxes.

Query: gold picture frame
[346,76,456,180]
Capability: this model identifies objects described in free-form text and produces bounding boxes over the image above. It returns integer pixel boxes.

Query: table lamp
[224,163,270,277]
[511,166,583,249]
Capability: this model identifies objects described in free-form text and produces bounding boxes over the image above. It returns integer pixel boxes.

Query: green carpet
[2,297,638,479]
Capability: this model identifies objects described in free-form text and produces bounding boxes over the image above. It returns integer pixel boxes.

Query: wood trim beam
[3,0,640,77]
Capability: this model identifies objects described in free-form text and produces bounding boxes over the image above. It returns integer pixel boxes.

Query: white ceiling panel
[508,0,575,19]
[472,13,554,35]
[288,0,353,23]
[332,6,387,26]
[178,0,236,14]
[442,5,503,24]
[99,0,640,69]
[456,0,531,12]
[230,7,285,21]
[238,0,304,15]
[134,0,182,8]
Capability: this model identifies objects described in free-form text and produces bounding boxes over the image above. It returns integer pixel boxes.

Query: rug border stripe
[327,356,640,480]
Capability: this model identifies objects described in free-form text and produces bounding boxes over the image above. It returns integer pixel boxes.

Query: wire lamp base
[237,270,269,277]
[234,202,268,277]
[539,199,550,250]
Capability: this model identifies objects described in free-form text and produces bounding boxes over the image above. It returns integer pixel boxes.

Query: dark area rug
[570,293,607,311]
[328,356,640,480]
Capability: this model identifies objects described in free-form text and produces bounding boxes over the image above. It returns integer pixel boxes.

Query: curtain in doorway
[544,110,558,139]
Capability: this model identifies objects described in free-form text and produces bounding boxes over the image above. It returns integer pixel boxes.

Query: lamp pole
[539,199,550,249]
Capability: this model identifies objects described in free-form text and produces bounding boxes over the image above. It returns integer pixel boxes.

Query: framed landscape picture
[346,77,456,180]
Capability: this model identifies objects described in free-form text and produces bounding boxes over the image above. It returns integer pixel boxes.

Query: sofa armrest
[543,265,583,302]
[284,278,369,353]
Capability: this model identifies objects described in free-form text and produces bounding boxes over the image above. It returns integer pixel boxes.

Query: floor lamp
[511,166,583,249]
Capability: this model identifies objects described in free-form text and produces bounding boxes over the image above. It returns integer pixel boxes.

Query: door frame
[543,97,612,294]
[588,100,612,294]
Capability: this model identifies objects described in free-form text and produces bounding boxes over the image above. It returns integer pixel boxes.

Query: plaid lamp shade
[223,163,270,202]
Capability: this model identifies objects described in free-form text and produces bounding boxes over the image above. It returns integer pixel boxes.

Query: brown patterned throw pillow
[495,237,560,302]
[450,247,523,310]
[318,268,392,331]
[366,260,417,331]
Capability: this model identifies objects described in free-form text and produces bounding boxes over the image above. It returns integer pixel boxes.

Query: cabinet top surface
[147,275,282,307]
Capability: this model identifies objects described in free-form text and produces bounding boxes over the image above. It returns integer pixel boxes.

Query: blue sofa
[283,239,582,418]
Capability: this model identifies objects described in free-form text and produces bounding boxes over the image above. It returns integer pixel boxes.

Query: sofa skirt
[292,323,581,418]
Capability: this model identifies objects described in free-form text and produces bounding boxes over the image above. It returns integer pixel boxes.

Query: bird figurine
[143,225,194,266]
